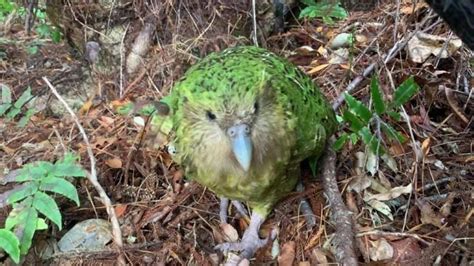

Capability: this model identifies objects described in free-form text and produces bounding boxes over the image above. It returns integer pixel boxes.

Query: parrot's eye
[254,102,259,113]
[206,110,217,121]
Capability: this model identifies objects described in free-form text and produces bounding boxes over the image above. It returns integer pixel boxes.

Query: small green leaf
[35,24,51,38]
[5,199,33,230]
[381,123,407,143]
[0,103,11,115]
[26,45,39,55]
[115,102,134,115]
[7,183,38,204]
[40,177,80,206]
[18,107,36,127]
[349,133,359,145]
[18,207,38,254]
[32,192,62,230]
[51,27,62,43]
[51,158,86,178]
[6,107,20,119]
[387,111,401,121]
[345,93,372,123]
[36,218,48,230]
[391,76,420,108]
[358,127,383,154]
[342,109,364,131]
[13,87,32,109]
[17,161,53,181]
[370,76,385,115]
[333,133,349,151]
[299,1,348,21]
[0,229,20,263]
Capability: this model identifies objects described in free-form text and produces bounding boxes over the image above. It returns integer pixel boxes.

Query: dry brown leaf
[421,137,431,157]
[278,241,296,266]
[106,158,123,169]
[407,32,462,63]
[304,224,325,250]
[99,116,115,126]
[364,184,412,201]
[317,46,329,58]
[389,142,406,156]
[400,1,428,14]
[220,223,239,242]
[416,199,446,228]
[444,86,469,125]
[0,143,15,154]
[391,238,422,262]
[311,248,329,264]
[78,99,93,115]
[308,64,329,74]
[369,238,394,261]
[440,193,456,217]
[114,204,128,218]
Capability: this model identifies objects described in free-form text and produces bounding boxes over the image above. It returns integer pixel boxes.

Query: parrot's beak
[228,123,252,172]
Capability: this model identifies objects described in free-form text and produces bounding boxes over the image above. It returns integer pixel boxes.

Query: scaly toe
[215,242,242,253]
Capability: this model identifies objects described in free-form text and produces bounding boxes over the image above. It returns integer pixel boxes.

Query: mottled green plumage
[164,46,336,217]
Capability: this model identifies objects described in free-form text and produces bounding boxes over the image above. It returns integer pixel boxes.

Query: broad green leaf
[13,87,32,109]
[5,198,33,230]
[17,161,53,181]
[299,6,318,19]
[32,192,62,229]
[0,229,20,263]
[381,123,407,143]
[40,176,80,206]
[7,183,38,204]
[18,207,38,254]
[349,133,359,145]
[333,133,349,151]
[370,77,385,115]
[344,93,372,123]
[18,107,36,127]
[391,76,420,108]
[358,127,383,154]
[386,111,401,121]
[51,28,62,43]
[35,24,51,38]
[342,109,364,131]
[299,2,348,20]
[0,103,10,115]
[0,0,15,13]
[51,162,86,178]
[6,107,20,119]
[53,153,86,178]
[26,45,38,55]
[1,83,12,104]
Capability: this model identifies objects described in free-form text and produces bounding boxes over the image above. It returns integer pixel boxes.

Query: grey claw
[231,200,249,217]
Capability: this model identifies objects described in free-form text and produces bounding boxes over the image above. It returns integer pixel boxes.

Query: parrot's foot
[219,198,249,223]
[231,200,249,217]
[216,212,275,259]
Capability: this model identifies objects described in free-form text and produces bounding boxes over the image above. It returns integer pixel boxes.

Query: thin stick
[42,77,125,265]
[251,0,259,47]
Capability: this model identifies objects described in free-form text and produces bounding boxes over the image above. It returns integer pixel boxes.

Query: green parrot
[159,46,337,259]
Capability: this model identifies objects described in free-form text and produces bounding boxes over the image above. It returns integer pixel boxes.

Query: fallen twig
[320,137,358,265]
[42,77,125,265]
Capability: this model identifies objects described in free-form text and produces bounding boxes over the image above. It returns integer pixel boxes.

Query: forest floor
[0,0,473,265]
